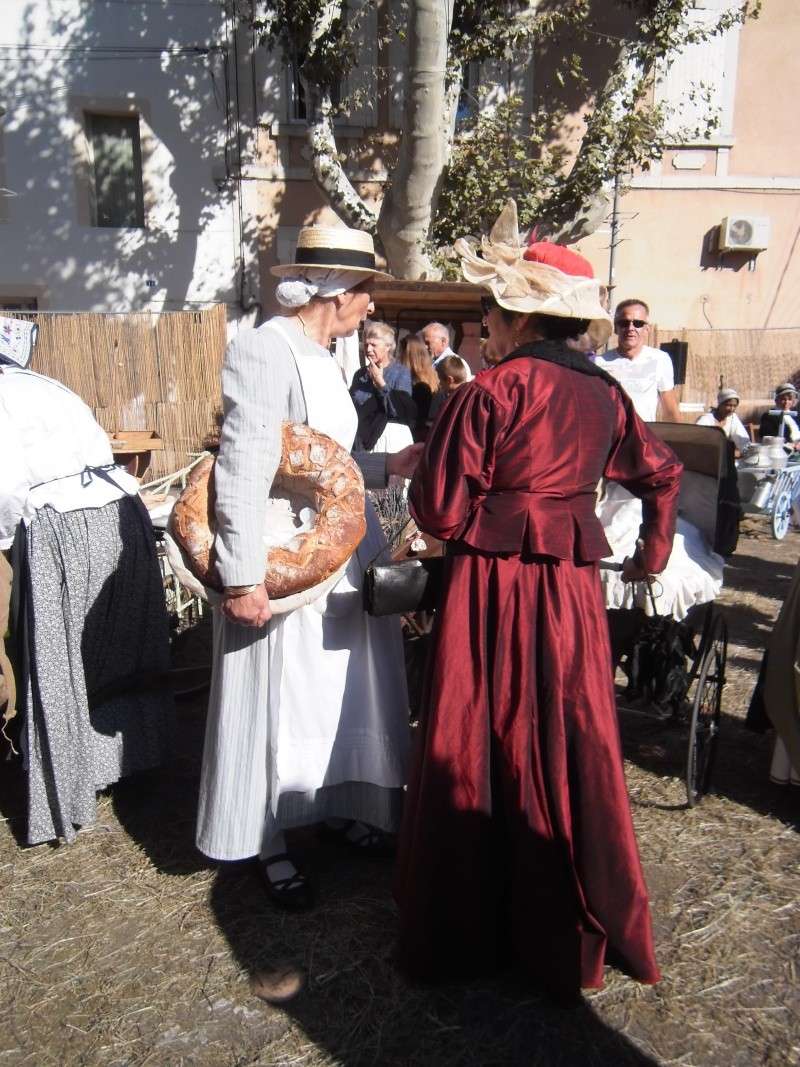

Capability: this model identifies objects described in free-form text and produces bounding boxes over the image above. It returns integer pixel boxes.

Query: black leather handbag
[363,556,443,616]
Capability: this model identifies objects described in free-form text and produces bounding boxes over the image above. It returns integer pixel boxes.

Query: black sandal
[322,820,396,857]
[255,853,315,911]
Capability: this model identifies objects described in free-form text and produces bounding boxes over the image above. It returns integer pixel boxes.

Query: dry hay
[0,527,799,1066]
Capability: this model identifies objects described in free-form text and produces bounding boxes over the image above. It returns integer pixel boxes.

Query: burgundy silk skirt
[394,548,661,995]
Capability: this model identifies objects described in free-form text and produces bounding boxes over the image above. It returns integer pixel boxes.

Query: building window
[456,62,480,126]
[286,51,341,123]
[87,113,145,228]
[656,4,740,143]
[286,52,308,122]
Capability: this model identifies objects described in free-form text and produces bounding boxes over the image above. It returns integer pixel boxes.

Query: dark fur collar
[500,340,623,393]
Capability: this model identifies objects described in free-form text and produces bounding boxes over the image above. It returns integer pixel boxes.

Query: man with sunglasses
[592,299,680,422]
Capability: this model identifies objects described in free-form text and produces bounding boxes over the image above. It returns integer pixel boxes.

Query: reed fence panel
[654,327,800,422]
[26,307,226,479]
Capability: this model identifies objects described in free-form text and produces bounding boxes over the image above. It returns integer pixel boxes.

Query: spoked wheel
[771,480,792,540]
[686,613,727,806]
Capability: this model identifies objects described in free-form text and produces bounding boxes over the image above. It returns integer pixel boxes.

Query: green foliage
[251,0,375,95]
[246,0,762,268]
[433,95,569,247]
[434,0,761,249]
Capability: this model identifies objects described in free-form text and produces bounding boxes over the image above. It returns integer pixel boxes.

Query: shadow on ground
[620,708,800,829]
[207,836,662,1067]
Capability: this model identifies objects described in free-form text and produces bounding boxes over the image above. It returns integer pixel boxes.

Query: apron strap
[259,319,310,426]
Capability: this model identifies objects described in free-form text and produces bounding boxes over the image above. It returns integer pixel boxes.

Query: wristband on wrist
[224,583,259,597]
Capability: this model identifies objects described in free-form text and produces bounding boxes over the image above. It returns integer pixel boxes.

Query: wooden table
[107,430,165,480]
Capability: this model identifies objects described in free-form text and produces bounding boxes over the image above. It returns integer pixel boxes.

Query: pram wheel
[686,612,727,806]
[770,484,792,540]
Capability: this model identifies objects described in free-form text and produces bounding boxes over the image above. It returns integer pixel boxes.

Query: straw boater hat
[270,224,392,280]
[454,200,613,347]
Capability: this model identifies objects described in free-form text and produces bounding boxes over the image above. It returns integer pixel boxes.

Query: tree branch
[305,86,377,231]
[540,42,640,242]
[300,0,376,232]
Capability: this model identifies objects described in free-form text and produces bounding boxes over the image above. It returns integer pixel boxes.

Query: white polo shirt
[592,345,674,421]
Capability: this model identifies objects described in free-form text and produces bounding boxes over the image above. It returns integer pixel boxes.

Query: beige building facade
[576,0,800,337]
[252,0,798,365]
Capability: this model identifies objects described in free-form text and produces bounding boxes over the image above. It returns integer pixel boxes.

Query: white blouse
[695,410,751,452]
[0,367,139,549]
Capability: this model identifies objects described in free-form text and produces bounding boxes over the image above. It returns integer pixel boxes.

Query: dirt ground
[1,520,798,1067]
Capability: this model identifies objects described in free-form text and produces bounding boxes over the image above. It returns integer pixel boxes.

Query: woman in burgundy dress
[394,202,682,998]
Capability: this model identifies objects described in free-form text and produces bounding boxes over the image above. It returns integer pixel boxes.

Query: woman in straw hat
[394,202,682,998]
[197,225,417,908]
[696,387,750,455]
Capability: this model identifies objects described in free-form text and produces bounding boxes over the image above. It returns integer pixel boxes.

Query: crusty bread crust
[171,422,366,598]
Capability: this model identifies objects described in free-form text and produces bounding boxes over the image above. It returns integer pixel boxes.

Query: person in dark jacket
[349,321,416,452]
[397,332,441,442]
[759,382,800,447]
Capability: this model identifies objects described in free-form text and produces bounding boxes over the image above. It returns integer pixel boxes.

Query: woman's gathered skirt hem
[395,549,660,995]
[20,498,172,846]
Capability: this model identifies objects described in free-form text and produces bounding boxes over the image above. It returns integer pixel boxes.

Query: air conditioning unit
[717,215,770,253]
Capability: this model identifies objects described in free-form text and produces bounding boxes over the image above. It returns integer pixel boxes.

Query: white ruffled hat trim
[275,268,368,308]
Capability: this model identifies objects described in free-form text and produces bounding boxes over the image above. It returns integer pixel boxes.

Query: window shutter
[657,5,740,141]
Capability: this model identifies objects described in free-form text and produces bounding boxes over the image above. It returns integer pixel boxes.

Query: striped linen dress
[196,317,409,861]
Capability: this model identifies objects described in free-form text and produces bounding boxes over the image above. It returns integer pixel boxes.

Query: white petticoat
[597,483,723,620]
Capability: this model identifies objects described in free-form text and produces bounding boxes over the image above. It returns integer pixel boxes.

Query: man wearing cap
[759,383,800,448]
[593,300,681,422]
[696,387,751,455]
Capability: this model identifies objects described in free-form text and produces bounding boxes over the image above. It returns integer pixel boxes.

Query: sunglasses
[614,318,648,329]
[480,296,497,316]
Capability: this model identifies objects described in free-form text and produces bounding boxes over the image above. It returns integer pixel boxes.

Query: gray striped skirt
[16,496,172,844]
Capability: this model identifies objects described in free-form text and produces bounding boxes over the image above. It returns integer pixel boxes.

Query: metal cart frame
[606,423,737,807]
[737,453,800,540]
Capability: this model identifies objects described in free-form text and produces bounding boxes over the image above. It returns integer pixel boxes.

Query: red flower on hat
[523,241,595,279]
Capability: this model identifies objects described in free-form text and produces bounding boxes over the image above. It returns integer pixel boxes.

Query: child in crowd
[436,354,469,396]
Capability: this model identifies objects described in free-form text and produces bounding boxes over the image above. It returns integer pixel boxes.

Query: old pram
[602,423,740,807]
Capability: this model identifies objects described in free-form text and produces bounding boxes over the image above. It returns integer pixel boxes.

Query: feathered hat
[454,200,613,347]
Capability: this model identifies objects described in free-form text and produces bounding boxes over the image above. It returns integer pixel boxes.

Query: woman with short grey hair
[350,320,415,453]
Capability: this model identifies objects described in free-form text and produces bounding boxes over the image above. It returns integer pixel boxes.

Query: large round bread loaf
[169,422,366,601]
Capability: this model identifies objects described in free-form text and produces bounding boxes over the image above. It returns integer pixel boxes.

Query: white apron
[196,320,409,861]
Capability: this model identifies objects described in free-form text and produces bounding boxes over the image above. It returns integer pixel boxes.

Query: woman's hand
[388,442,424,479]
[621,556,650,583]
[366,359,386,391]
[221,584,273,627]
